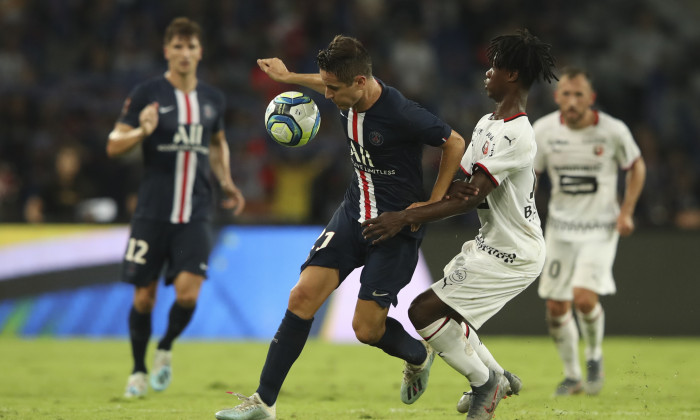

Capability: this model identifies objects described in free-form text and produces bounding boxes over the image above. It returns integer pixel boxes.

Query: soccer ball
[264,91,321,147]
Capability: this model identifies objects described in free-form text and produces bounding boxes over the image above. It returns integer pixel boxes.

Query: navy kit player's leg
[125,283,157,398]
[122,220,168,398]
[357,233,435,405]
[215,265,336,420]
[215,206,432,420]
[150,221,211,392]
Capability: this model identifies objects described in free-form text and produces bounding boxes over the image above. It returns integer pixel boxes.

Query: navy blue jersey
[340,80,451,229]
[119,75,225,223]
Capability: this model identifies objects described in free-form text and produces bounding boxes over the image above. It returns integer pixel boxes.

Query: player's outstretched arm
[362,172,492,244]
[617,157,646,236]
[210,130,245,216]
[257,58,326,95]
[106,102,159,157]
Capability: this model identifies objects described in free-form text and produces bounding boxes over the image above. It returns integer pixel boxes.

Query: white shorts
[432,240,544,330]
[537,231,619,300]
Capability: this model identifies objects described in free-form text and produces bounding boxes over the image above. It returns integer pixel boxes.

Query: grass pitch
[1,336,699,419]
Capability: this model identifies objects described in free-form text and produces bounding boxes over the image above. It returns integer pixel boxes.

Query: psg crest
[369,131,384,146]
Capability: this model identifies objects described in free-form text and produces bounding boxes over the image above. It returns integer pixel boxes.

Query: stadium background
[0,0,699,338]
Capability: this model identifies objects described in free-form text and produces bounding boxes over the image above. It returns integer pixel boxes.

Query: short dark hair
[487,28,557,88]
[559,66,593,85]
[164,17,202,45]
[316,35,372,85]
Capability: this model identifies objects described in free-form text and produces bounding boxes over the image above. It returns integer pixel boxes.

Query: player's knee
[352,323,383,344]
[287,285,319,318]
[407,300,424,327]
[572,290,597,313]
[133,294,155,312]
[407,292,439,329]
[546,300,569,318]
[573,298,596,314]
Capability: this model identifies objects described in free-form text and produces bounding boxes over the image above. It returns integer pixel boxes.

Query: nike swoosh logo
[372,291,389,297]
[159,105,175,114]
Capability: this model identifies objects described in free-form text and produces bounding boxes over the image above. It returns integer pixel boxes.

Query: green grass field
[1,336,699,419]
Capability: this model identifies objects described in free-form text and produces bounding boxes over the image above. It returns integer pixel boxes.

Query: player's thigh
[537,236,577,301]
[164,221,213,285]
[121,219,169,288]
[571,233,619,296]
[433,240,538,330]
[288,265,340,318]
[359,233,421,309]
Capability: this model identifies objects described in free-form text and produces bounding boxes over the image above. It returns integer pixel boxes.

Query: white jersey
[533,110,641,241]
[461,112,545,266]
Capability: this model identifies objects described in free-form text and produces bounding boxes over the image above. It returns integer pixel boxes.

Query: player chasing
[533,67,646,396]
[361,29,557,419]
[215,35,466,420]
[107,17,245,398]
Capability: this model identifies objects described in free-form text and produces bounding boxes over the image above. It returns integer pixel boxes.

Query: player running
[533,67,646,396]
[107,17,245,398]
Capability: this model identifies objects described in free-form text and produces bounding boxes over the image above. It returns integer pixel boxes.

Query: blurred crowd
[1,0,699,229]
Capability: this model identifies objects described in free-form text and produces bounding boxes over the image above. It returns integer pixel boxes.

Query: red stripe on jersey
[184,92,192,124]
[474,163,499,186]
[178,151,190,223]
[352,111,372,220]
[352,110,359,144]
[460,165,471,176]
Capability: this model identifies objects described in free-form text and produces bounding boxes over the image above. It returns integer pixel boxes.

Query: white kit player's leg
[417,318,489,384]
[576,303,605,395]
[547,309,583,396]
[456,322,521,414]
[576,302,604,363]
[463,322,504,374]
[417,318,510,419]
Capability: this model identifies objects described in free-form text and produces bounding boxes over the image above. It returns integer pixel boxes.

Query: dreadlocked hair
[487,28,557,88]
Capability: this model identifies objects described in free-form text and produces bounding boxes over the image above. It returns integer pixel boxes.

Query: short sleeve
[118,83,150,128]
[403,101,452,147]
[532,119,547,173]
[460,142,474,176]
[613,121,641,170]
[474,129,534,186]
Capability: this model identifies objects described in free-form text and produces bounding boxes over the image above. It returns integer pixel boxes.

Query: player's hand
[406,201,429,232]
[444,180,479,200]
[220,182,246,216]
[139,102,159,136]
[257,58,291,83]
[617,213,635,236]
[361,211,407,244]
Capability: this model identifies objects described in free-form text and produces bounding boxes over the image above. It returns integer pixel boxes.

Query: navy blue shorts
[301,205,422,308]
[121,219,213,287]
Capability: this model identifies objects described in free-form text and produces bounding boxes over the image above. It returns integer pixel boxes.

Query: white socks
[462,321,504,375]
[417,317,489,386]
[576,302,605,362]
[547,310,581,380]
